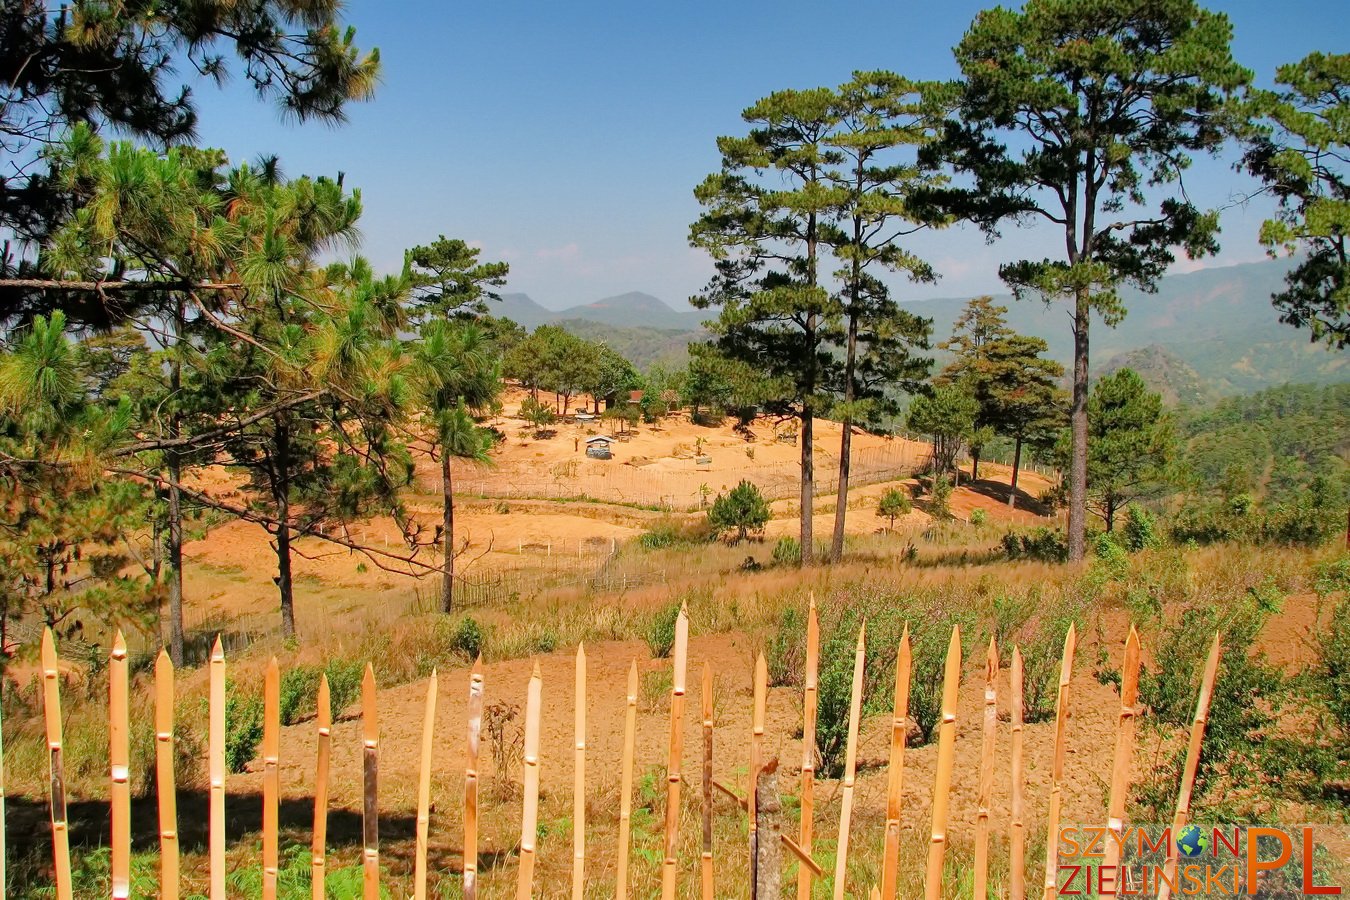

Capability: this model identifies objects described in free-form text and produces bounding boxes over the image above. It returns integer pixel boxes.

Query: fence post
[516,662,543,900]
[660,606,690,900]
[209,636,226,900]
[362,664,380,900]
[41,629,72,900]
[110,631,131,900]
[924,626,962,900]
[1040,625,1077,900]
[832,623,867,900]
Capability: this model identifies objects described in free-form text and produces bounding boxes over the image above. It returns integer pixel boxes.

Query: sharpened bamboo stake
[415,670,438,900]
[832,622,867,900]
[155,650,179,900]
[362,664,380,900]
[572,645,586,900]
[701,662,714,900]
[209,636,226,900]
[881,623,912,900]
[750,652,768,895]
[1010,647,1026,900]
[1041,624,1078,900]
[312,674,332,900]
[1157,633,1222,900]
[465,659,485,900]
[110,631,131,900]
[798,594,820,900]
[517,661,543,900]
[617,659,638,900]
[1101,627,1142,899]
[1,649,6,899]
[263,657,280,900]
[974,638,999,900]
[41,629,72,900]
[924,626,962,900]
[661,605,690,900]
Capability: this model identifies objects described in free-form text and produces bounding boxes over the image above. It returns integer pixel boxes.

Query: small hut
[585,435,615,460]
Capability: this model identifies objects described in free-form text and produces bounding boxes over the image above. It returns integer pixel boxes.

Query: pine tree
[691,88,841,565]
[930,0,1251,559]
[822,71,938,561]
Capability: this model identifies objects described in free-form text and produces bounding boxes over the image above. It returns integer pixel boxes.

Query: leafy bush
[876,487,911,530]
[1001,527,1068,562]
[1019,597,1087,723]
[324,658,366,716]
[639,517,711,550]
[447,616,485,661]
[766,604,807,688]
[815,606,868,777]
[928,475,953,521]
[1121,504,1161,551]
[707,480,769,543]
[279,665,322,726]
[224,680,263,773]
[645,602,681,658]
[771,536,801,566]
[969,508,987,527]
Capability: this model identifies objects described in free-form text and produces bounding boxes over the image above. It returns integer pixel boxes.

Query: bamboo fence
[15,617,1231,899]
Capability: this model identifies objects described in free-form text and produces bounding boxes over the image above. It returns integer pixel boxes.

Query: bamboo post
[517,661,543,900]
[209,636,226,900]
[362,663,380,900]
[1156,633,1222,900]
[415,671,439,900]
[660,605,690,900]
[749,652,768,895]
[617,659,638,900]
[923,626,962,900]
[1101,627,1141,898]
[155,650,179,900]
[798,594,820,900]
[1041,624,1077,900]
[110,631,131,900]
[1,649,6,900]
[572,645,586,900]
[832,622,867,900]
[701,662,714,900]
[465,658,485,900]
[263,657,280,900]
[41,629,72,900]
[881,623,912,900]
[1010,647,1026,900]
[312,675,332,900]
[974,638,999,900]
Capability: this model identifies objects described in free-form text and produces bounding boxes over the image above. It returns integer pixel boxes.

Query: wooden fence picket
[797,594,819,900]
[1102,627,1142,897]
[208,636,225,900]
[41,629,72,900]
[312,674,332,900]
[263,657,280,900]
[155,650,180,900]
[362,664,380,900]
[616,658,638,900]
[924,626,962,900]
[415,670,438,900]
[1041,625,1077,900]
[109,631,131,900]
[516,661,543,900]
[832,622,866,900]
[661,605,690,900]
[881,623,912,900]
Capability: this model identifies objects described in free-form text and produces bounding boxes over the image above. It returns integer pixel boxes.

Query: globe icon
[1176,824,1210,858]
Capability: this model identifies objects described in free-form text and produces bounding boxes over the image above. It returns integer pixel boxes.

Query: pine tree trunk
[801,405,814,566]
[274,421,296,639]
[1067,292,1090,561]
[831,312,858,563]
[166,300,185,666]
[971,448,981,482]
[441,451,455,614]
[1009,436,1022,511]
[166,454,185,666]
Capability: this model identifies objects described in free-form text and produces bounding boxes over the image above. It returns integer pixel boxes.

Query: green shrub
[766,604,806,688]
[278,665,322,726]
[447,616,485,661]
[1019,597,1086,723]
[324,658,366,717]
[1121,504,1162,551]
[969,508,987,527]
[639,516,711,550]
[707,479,770,543]
[815,606,867,777]
[224,680,263,773]
[1315,556,1350,734]
[1001,527,1068,562]
[771,536,801,566]
[928,475,953,521]
[876,487,912,530]
[645,602,681,658]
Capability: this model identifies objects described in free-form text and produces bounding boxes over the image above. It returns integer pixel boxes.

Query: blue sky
[190,1,1349,311]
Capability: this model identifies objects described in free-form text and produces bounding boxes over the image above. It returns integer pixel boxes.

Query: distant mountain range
[496,290,707,332]
[489,259,1346,399]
